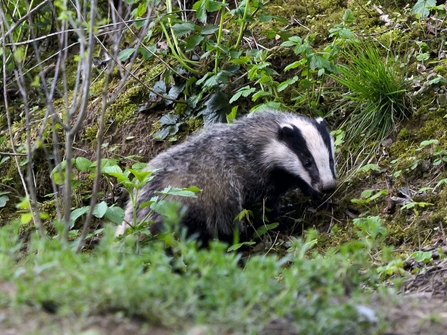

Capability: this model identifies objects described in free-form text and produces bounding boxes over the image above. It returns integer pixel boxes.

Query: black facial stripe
[313,119,336,178]
[278,124,320,185]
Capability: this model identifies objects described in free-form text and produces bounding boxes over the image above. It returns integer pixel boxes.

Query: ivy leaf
[160,114,179,126]
[200,91,231,125]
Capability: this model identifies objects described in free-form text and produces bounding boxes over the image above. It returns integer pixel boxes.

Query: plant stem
[214,0,226,74]
[234,0,250,49]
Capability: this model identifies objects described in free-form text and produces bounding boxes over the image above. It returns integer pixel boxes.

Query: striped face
[263,116,337,197]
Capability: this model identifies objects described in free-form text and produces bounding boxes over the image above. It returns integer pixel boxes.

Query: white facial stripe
[262,140,312,186]
[281,116,336,186]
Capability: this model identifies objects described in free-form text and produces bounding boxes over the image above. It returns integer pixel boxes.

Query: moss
[84,125,99,146]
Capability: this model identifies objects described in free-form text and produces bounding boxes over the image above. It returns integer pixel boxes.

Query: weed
[332,41,412,152]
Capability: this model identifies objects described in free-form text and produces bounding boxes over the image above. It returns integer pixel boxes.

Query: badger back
[260,113,337,198]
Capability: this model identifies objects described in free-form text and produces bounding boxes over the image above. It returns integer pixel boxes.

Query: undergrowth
[0,221,391,334]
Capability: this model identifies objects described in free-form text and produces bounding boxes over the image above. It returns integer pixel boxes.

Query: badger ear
[278,124,295,140]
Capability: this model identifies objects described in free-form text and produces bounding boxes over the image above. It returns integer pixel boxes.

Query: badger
[116,110,337,243]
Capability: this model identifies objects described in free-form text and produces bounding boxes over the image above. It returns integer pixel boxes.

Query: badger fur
[116,110,337,243]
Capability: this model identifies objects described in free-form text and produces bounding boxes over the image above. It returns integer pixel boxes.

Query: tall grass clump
[332,41,412,153]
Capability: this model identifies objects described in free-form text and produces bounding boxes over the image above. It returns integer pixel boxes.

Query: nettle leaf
[201,91,231,125]
[193,0,207,22]
[201,24,219,35]
[206,0,227,12]
[185,34,204,52]
[171,22,196,36]
[104,206,125,225]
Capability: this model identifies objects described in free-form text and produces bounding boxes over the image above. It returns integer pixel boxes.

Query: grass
[332,41,412,151]
[0,220,392,334]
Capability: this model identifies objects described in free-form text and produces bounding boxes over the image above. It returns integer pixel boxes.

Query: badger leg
[115,222,128,236]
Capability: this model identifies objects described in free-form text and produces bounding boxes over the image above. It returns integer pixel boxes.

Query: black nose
[321,181,337,193]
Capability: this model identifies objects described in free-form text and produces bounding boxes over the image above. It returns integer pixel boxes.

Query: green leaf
[227,241,256,252]
[206,0,227,12]
[118,48,136,61]
[127,168,154,184]
[360,189,374,199]
[411,251,433,263]
[171,22,196,36]
[102,165,124,176]
[226,106,238,124]
[201,91,231,125]
[159,114,179,126]
[70,206,90,228]
[75,157,93,173]
[156,186,200,198]
[139,45,156,60]
[93,201,108,218]
[255,222,279,237]
[420,139,439,147]
[357,164,381,173]
[278,76,299,92]
[21,213,33,225]
[16,196,30,210]
[193,0,207,22]
[185,34,204,52]
[342,9,356,24]
[284,60,306,72]
[0,195,9,208]
[411,0,436,18]
[104,206,125,225]
[201,24,219,35]
[252,90,271,102]
[229,86,256,104]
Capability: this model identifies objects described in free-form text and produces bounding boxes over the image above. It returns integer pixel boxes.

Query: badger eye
[304,159,312,167]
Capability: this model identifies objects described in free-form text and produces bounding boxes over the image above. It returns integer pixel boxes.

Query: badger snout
[321,181,337,194]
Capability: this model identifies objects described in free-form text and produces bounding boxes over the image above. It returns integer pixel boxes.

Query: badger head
[263,116,337,199]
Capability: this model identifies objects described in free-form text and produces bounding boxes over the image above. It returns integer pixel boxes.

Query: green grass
[332,41,412,150]
[0,221,392,334]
